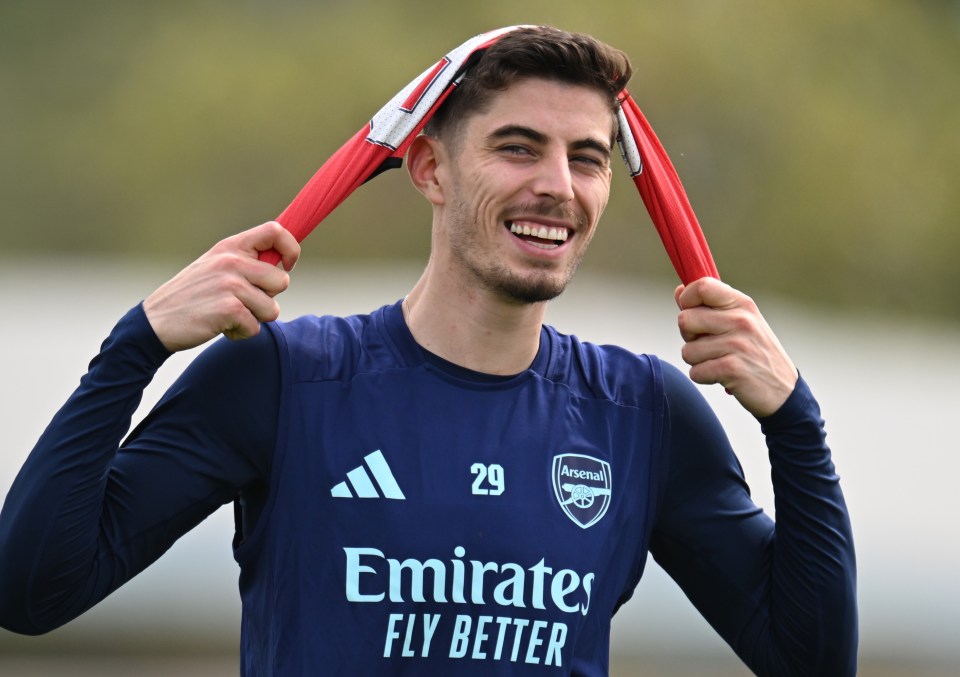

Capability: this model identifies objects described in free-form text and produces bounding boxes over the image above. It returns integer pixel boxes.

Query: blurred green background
[2,2,959,675]
[2,0,957,318]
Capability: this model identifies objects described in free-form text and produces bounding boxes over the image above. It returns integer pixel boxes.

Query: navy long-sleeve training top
[0,301,857,675]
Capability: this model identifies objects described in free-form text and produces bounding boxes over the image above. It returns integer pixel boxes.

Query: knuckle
[221,275,247,297]
[713,354,739,377]
[726,335,750,355]
[261,300,282,323]
[220,296,247,319]
[211,251,244,275]
[225,251,247,268]
[729,310,755,333]
[259,221,281,239]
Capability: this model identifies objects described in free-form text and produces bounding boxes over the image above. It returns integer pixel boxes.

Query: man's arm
[651,365,856,676]
[649,278,857,675]
[143,221,299,352]
[0,222,298,635]
[0,308,283,634]
[674,278,799,418]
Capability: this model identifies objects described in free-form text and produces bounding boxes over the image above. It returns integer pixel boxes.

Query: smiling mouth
[507,220,570,249]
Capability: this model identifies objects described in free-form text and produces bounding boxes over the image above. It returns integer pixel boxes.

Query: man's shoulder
[272,308,375,342]
[266,304,396,383]
[543,325,663,410]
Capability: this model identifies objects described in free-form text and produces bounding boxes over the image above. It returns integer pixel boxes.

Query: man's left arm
[674,278,798,419]
[650,278,857,676]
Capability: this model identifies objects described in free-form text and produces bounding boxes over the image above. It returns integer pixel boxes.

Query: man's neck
[402,263,546,376]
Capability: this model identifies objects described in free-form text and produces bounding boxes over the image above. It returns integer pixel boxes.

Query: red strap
[262,29,719,286]
[259,126,379,266]
[619,92,719,284]
[259,35,503,266]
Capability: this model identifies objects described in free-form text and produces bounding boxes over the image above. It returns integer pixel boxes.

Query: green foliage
[1,0,957,318]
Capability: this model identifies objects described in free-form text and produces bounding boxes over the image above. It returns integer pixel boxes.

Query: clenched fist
[143,221,300,352]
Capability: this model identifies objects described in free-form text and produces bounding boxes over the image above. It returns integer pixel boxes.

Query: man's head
[424,26,632,150]
[408,27,631,307]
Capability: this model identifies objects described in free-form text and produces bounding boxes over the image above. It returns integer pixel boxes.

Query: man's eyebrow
[487,125,548,145]
[487,125,612,159]
[570,137,613,159]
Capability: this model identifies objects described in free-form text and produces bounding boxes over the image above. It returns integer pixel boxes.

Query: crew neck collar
[379,299,553,385]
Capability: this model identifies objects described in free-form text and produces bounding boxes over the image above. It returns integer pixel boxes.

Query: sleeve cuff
[105,303,174,370]
[757,373,822,433]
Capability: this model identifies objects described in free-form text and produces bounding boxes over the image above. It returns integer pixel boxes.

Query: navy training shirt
[0,300,857,675]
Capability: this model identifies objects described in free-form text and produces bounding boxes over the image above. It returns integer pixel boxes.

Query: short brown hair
[424,26,632,142]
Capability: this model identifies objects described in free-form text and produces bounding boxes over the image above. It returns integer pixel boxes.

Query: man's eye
[500,145,531,156]
[572,155,605,168]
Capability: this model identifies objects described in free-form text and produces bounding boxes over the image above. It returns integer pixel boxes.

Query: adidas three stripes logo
[331,450,405,499]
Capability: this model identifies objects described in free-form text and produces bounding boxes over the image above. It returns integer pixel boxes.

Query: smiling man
[402,77,615,375]
[0,26,856,676]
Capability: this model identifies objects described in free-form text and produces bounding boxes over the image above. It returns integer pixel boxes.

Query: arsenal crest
[552,454,612,529]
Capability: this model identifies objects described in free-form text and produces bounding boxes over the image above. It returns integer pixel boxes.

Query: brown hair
[424,26,632,142]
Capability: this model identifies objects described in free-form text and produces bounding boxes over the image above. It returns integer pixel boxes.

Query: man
[0,26,856,676]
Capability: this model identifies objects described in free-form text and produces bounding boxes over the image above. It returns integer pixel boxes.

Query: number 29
[470,463,505,496]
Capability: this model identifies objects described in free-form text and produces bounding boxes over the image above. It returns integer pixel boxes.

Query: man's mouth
[507,220,570,250]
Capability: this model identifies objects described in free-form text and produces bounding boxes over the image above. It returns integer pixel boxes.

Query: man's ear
[407,135,447,206]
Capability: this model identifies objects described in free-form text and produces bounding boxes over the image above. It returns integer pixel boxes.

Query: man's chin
[492,273,571,305]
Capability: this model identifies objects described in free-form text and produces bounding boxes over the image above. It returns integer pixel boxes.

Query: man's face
[436,78,615,305]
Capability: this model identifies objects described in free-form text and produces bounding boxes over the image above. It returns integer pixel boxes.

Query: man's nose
[530,152,575,204]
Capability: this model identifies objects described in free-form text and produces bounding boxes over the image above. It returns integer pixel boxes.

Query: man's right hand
[143,221,300,353]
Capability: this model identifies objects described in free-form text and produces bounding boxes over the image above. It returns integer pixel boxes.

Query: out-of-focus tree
[0,0,957,318]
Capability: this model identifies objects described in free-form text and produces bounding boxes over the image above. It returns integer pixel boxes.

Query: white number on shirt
[470,463,505,496]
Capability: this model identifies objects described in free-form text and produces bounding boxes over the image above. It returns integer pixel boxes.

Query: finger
[687,355,739,389]
[677,277,738,311]
[680,333,731,368]
[211,288,279,343]
[233,283,282,324]
[221,307,263,342]
[206,237,292,299]
[265,222,302,273]
[241,259,291,298]
[673,284,685,310]
[677,305,730,343]
[240,221,301,272]
[196,259,284,329]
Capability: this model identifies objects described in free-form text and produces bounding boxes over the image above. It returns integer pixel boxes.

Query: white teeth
[508,221,570,243]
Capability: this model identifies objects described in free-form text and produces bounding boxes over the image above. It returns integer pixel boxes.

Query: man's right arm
[143,221,299,352]
[0,304,282,635]
[0,222,298,635]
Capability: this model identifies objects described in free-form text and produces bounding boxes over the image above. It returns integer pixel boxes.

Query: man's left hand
[675,278,799,418]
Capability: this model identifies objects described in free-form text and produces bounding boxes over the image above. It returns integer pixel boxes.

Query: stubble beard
[447,191,589,305]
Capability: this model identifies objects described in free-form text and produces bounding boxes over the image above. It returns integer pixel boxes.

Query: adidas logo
[331,450,406,499]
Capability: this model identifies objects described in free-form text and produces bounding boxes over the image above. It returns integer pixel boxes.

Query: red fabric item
[261,27,718,286]
[258,29,511,266]
[618,92,719,284]
[259,125,379,266]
